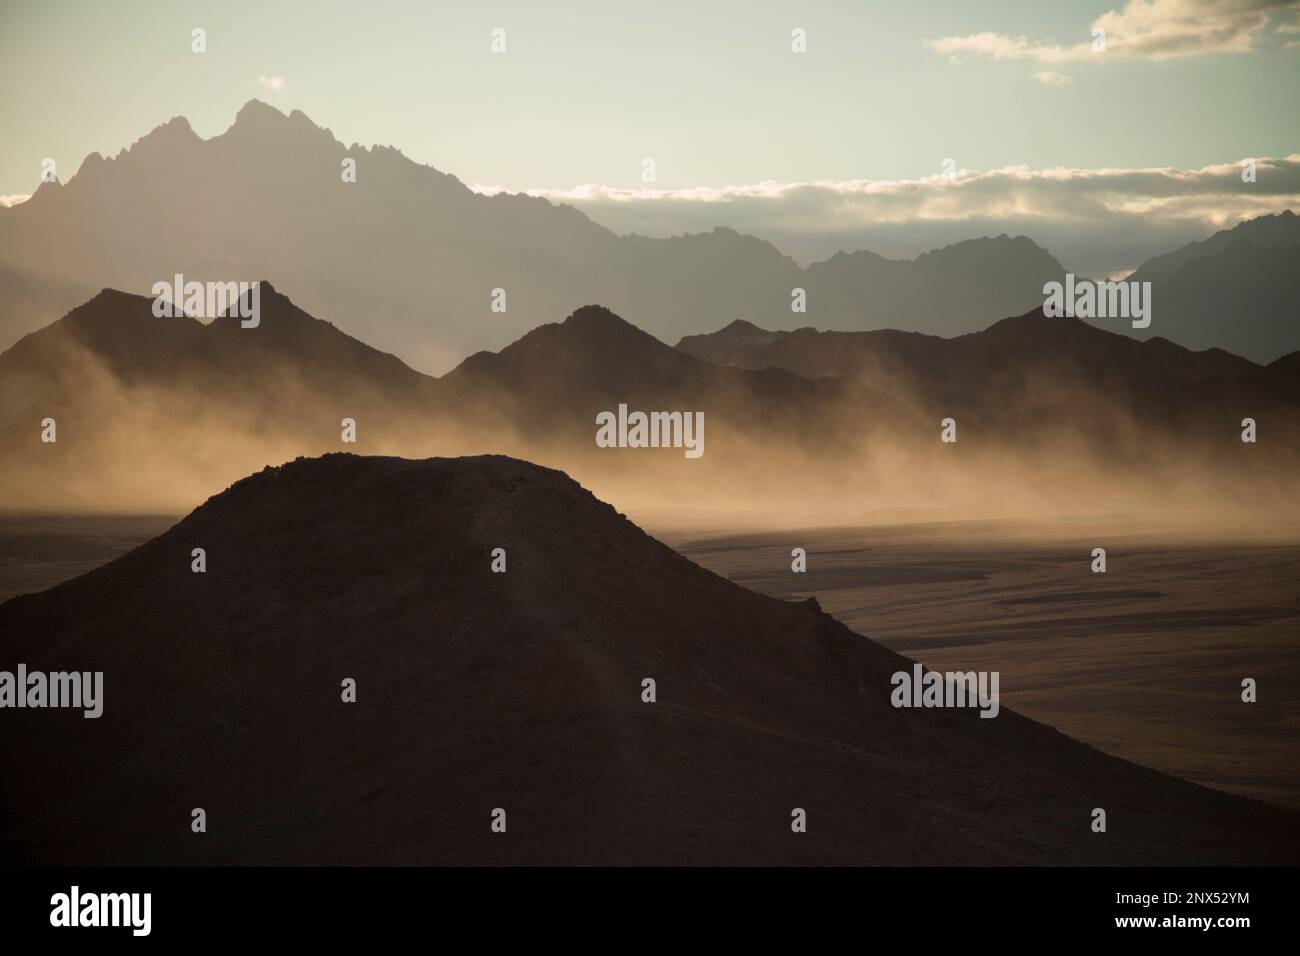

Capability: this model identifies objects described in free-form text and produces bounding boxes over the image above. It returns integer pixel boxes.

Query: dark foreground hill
[1,454,1296,865]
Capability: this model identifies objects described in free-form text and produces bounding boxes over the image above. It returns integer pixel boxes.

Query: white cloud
[257,75,286,92]
[475,156,1300,228]
[931,32,1058,62]
[0,194,30,207]
[931,0,1300,64]
[1034,70,1073,86]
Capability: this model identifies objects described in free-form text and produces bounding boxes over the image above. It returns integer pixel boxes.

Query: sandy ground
[0,514,177,603]
[4,510,1297,815]
[661,515,1300,811]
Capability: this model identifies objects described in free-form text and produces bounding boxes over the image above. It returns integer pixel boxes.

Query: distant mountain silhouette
[804,235,1068,337]
[0,100,1067,369]
[0,281,434,444]
[441,304,915,452]
[677,308,1300,471]
[0,282,439,508]
[677,309,1265,413]
[1127,210,1300,285]
[2,281,429,396]
[1,452,1296,864]
[1119,210,1300,362]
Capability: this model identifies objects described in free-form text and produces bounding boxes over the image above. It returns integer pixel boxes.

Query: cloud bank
[473,156,1300,276]
[930,0,1300,65]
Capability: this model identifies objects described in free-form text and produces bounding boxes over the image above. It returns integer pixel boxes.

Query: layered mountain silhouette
[5,282,1299,514]
[678,309,1300,465]
[1,281,432,404]
[677,310,1276,412]
[802,235,1067,337]
[0,100,1066,370]
[0,284,926,509]
[1127,209,1300,285]
[4,102,1295,367]
[1119,211,1300,363]
[1,452,1296,865]
[440,303,914,452]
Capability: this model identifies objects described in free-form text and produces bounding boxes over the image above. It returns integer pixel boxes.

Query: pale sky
[2,0,1298,273]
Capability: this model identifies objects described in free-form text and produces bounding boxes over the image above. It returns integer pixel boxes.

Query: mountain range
[0,99,1061,366]
[1121,210,1300,363]
[1,452,1296,864]
[678,308,1300,499]
[0,283,923,510]
[677,309,1298,417]
[4,100,1292,372]
[3,281,1297,521]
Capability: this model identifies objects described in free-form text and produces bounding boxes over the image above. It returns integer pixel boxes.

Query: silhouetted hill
[0,283,441,508]
[590,227,811,344]
[677,307,1300,476]
[678,308,1265,413]
[4,285,1295,515]
[805,234,1069,337]
[1127,210,1300,285]
[0,289,923,509]
[441,304,913,449]
[0,281,433,420]
[1,453,1296,864]
[0,101,614,372]
[1267,350,1300,379]
[1121,211,1300,361]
